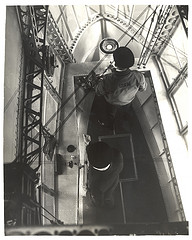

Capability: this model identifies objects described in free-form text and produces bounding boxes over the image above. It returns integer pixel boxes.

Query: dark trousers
[92,95,131,128]
[89,175,119,207]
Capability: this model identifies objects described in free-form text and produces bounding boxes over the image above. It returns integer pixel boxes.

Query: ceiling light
[99,38,119,54]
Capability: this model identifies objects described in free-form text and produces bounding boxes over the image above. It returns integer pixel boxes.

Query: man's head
[113,47,135,69]
[86,142,112,169]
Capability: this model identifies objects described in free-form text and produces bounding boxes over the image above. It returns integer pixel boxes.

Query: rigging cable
[142,5,172,66]
[14,6,160,165]
[137,6,158,66]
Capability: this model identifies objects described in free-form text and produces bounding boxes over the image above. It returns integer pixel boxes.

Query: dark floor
[83,97,168,224]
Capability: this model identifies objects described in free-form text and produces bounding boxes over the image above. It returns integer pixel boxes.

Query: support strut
[16,6,49,168]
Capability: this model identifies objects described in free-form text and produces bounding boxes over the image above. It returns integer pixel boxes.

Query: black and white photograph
[1,1,191,238]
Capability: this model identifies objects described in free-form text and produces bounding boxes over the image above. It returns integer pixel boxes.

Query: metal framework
[158,58,188,136]
[47,11,76,63]
[69,13,146,53]
[176,5,188,36]
[16,6,49,168]
[137,6,175,67]
[44,75,62,103]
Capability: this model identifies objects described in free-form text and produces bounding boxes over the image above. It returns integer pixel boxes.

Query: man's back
[96,69,147,105]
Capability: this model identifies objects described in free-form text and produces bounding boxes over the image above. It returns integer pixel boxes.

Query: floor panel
[83,99,168,224]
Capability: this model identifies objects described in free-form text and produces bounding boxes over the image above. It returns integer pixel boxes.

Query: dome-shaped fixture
[99,38,119,54]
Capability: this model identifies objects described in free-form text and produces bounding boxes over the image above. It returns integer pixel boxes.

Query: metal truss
[47,11,76,63]
[16,6,49,167]
[176,5,188,36]
[138,5,177,68]
[69,13,146,53]
[69,14,103,52]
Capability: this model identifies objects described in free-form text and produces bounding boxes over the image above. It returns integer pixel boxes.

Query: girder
[47,11,76,63]
[137,6,179,68]
[176,5,188,36]
[16,6,49,167]
[69,13,147,53]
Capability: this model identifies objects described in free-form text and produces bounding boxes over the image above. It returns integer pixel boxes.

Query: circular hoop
[99,38,119,54]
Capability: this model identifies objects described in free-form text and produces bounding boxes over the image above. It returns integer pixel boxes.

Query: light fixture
[99,38,119,54]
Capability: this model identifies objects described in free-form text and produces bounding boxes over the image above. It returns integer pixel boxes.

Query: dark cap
[113,47,135,68]
[86,142,112,168]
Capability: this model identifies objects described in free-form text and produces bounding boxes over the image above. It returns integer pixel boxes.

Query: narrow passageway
[3,5,188,235]
[83,98,168,224]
